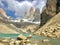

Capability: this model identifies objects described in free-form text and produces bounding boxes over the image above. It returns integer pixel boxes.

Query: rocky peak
[0,8,9,19]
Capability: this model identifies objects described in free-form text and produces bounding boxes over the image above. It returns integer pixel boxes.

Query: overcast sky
[0,0,47,19]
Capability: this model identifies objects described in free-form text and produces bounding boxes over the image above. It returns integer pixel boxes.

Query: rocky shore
[0,34,51,45]
[35,13,60,39]
[35,23,60,39]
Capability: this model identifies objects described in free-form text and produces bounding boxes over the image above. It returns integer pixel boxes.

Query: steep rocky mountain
[40,0,60,26]
[0,0,60,34]
[35,12,60,38]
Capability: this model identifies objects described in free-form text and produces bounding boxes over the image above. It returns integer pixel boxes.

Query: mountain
[0,8,19,34]
[35,12,60,38]
[0,8,9,18]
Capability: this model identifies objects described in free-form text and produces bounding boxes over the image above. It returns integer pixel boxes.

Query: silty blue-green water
[0,33,60,45]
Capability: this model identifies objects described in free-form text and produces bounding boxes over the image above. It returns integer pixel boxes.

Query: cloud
[32,0,47,13]
[0,0,4,7]
[5,0,34,18]
[0,0,47,19]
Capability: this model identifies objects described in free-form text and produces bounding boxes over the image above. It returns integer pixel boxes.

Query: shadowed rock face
[40,0,60,26]
[46,0,57,16]
[57,0,60,13]
[33,8,40,22]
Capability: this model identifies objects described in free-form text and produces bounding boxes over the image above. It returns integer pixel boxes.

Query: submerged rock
[42,39,49,43]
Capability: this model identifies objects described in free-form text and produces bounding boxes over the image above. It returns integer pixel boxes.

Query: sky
[0,0,47,19]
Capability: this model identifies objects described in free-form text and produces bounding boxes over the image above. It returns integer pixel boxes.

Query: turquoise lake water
[0,33,60,45]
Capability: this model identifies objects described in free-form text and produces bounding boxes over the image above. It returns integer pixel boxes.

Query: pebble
[26,39,30,42]
[27,34,32,39]
[15,40,21,45]
[9,39,15,45]
[2,39,9,43]
[9,41,14,45]
[0,43,4,45]
[26,43,31,45]
[42,39,49,43]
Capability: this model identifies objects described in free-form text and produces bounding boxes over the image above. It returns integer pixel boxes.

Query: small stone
[22,40,27,43]
[15,40,21,45]
[48,43,51,45]
[41,31,47,36]
[27,34,32,38]
[49,30,53,33]
[0,43,4,45]
[26,39,30,42]
[9,39,15,45]
[42,39,49,43]
[9,41,14,45]
[56,35,60,38]
[47,34,53,38]
[22,39,30,43]
[17,34,27,40]
[42,32,46,35]
[2,39,9,43]
[27,43,31,45]
[20,41,26,45]
[33,43,38,45]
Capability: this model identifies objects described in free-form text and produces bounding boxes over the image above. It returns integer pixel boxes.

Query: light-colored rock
[27,43,31,45]
[9,41,14,45]
[42,39,49,43]
[15,40,21,45]
[2,39,9,43]
[9,39,15,45]
[34,43,38,45]
[26,39,30,42]
[0,43,4,45]
[27,34,32,38]
[17,34,27,40]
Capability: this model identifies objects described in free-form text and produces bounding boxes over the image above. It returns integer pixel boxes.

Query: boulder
[17,34,27,40]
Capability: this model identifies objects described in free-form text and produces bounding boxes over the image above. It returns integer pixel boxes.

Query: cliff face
[35,12,60,38]
[46,0,57,16]
[57,0,60,13]
[46,0,60,15]
[41,0,60,26]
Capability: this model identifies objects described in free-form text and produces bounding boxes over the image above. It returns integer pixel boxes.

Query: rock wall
[46,0,57,16]
[57,0,60,13]
[40,0,60,26]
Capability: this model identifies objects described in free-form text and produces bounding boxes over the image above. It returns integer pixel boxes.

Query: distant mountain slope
[0,8,19,34]
[0,8,9,18]
[0,19,19,34]
[0,23,19,34]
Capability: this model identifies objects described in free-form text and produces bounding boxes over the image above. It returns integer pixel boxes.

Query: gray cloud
[0,0,47,19]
